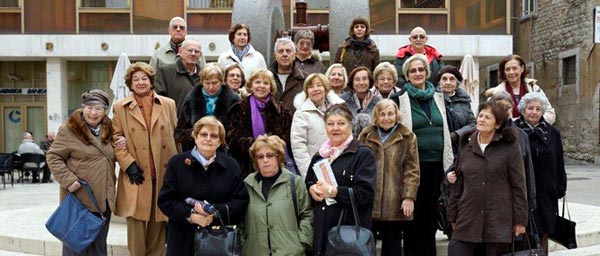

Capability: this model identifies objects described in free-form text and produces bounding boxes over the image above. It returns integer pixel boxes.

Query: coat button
[322,207,325,210]
[162,145,166,149]
[131,128,135,132]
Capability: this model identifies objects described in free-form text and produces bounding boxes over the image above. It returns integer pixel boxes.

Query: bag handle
[510,233,534,255]
[561,195,572,220]
[78,179,105,220]
[335,188,361,229]
[528,211,543,251]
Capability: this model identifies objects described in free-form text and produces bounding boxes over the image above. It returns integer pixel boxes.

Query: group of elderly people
[46,15,566,256]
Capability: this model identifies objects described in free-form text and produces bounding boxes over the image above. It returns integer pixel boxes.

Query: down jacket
[447,127,528,243]
[290,91,345,178]
[358,124,420,221]
[47,109,116,213]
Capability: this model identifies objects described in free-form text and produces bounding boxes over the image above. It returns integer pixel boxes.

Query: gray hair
[489,91,514,105]
[325,64,348,89]
[169,17,187,28]
[353,113,371,136]
[517,92,550,115]
[274,37,296,52]
[294,29,315,46]
[181,37,201,49]
[401,54,430,80]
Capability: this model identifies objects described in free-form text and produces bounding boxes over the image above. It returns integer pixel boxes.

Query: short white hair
[274,37,296,52]
[169,17,187,28]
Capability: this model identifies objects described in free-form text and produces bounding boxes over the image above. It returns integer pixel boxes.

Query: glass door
[0,104,46,152]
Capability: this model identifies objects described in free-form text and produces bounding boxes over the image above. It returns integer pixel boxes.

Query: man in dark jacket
[149,17,206,72]
[269,37,308,113]
[155,38,204,113]
[394,27,444,86]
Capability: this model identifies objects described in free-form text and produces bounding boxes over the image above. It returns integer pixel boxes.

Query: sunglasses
[408,67,426,74]
[171,25,186,30]
[411,34,426,40]
[255,153,278,160]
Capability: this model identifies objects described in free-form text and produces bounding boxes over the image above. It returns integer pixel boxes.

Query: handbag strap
[289,174,300,227]
[511,233,534,254]
[348,188,361,227]
[224,204,230,225]
[528,211,543,251]
[78,179,105,220]
[561,195,572,220]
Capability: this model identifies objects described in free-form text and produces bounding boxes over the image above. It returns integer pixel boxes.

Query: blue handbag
[45,179,106,254]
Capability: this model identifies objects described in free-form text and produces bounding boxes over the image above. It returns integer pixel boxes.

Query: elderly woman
[291,73,345,178]
[175,63,240,152]
[393,53,453,256]
[334,17,380,72]
[242,135,313,255]
[225,63,247,97]
[304,103,376,255]
[358,99,420,256]
[373,62,402,99]
[218,23,267,78]
[437,65,476,151]
[294,29,327,74]
[111,62,178,256]
[158,116,249,256]
[325,63,348,95]
[515,92,567,254]
[486,54,556,124]
[447,101,528,255]
[47,89,116,255]
[340,66,380,118]
[228,68,293,176]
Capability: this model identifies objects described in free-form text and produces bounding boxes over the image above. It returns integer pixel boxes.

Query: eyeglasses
[255,153,277,160]
[199,132,219,140]
[408,67,426,74]
[171,25,186,30]
[411,34,426,40]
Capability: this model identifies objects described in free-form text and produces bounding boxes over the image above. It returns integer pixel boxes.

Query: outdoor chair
[19,153,45,184]
[0,153,14,188]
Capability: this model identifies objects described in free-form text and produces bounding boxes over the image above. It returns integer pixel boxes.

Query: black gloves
[126,162,145,185]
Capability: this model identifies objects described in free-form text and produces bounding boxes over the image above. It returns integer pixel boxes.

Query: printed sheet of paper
[312,159,338,205]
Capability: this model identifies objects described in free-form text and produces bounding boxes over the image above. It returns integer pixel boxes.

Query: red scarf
[505,82,527,118]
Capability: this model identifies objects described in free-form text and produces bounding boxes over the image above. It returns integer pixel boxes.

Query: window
[189,0,233,9]
[400,0,445,8]
[521,0,536,18]
[0,0,18,7]
[81,0,128,8]
[486,64,499,89]
[562,56,576,85]
[558,48,580,102]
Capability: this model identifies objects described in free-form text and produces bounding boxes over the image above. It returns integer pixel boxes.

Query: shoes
[41,179,53,183]
[32,179,40,183]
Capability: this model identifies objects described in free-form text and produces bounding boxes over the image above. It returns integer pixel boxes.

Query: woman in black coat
[305,104,376,255]
[158,116,249,256]
[174,63,240,151]
[515,92,567,255]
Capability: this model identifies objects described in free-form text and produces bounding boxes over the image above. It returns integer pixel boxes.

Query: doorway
[0,103,46,152]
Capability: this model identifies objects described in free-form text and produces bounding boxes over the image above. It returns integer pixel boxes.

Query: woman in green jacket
[242,135,313,255]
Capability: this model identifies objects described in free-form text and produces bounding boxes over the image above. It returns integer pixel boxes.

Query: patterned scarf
[319,135,353,162]
[232,44,250,62]
[516,116,550,142]
[202,86,222,116]
[353,90,374,113]
[250,95,270,139]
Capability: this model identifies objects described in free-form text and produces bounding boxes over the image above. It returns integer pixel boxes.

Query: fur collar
[460,123,517,148]
[66,109,113,145]
[293,90,345,110]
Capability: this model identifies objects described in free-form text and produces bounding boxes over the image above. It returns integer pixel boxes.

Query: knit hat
[436,65,463,83]
[81,89,110,109]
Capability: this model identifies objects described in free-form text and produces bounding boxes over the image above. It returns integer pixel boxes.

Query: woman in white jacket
[290,73,345,178]
[217,23,266,79]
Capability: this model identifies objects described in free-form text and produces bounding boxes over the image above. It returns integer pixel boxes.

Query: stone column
[46,58,68,133]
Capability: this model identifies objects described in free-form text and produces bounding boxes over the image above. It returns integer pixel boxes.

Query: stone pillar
[46,58,68,133]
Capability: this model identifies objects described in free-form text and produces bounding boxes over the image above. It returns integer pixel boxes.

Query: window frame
[520,0,536,20]
[558,48,580,103]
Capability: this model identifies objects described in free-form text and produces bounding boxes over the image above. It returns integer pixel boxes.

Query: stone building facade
[512,0,600,162]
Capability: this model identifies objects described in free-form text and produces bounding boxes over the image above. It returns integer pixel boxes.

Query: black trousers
[403,161,443,256]
[448,239,510,256]
[372,221,407,256]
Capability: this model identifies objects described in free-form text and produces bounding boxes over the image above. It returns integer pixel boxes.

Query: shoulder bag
[45,179,106,254]
[325,188,375,256]
[194,209,242,256]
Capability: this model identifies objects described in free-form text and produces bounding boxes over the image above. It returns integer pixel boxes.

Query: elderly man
[394,26,444,86]
[18,131,45,183]
[293,29,326,74]
[39,131,55,183]
[268,37,308,113]
[155,38,203,113]
[149,17,206,73]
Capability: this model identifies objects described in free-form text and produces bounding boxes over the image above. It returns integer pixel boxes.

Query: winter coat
[158,150,249,256]
[174,84,240,151]
[290,91,345,178]
[509,119,537,211]
[447,127,528,243]
[340,91,380,117]
[515,117,567,234]
[392,88,454,171]
[394,44,444,86]
[242,169,313,255]
[358,124,420,221]
[155,56,202,113]
[218,44,267,79]
[150,41,206,76]
[485,78,556,124]
[112,93,178,221]
[227,97,293,176]
[334,37,380,72]
[304,139,376,254]
[269,61,309,113]
[47,109,116,213]
[294,54,327,74]
[444,87,476,138]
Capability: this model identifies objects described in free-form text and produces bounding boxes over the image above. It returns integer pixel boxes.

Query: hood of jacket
[293,90,345,111]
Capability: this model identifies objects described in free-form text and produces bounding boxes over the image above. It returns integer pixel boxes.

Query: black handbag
[549,196,577,249]
[325,188,376,256]
[502,232,545,256]
[193,208,242,256]
[45,179,106,254]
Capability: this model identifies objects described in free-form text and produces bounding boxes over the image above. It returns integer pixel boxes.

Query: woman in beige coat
[112,62,178,256]
[47,89,117,255]
[358,99,420,256]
